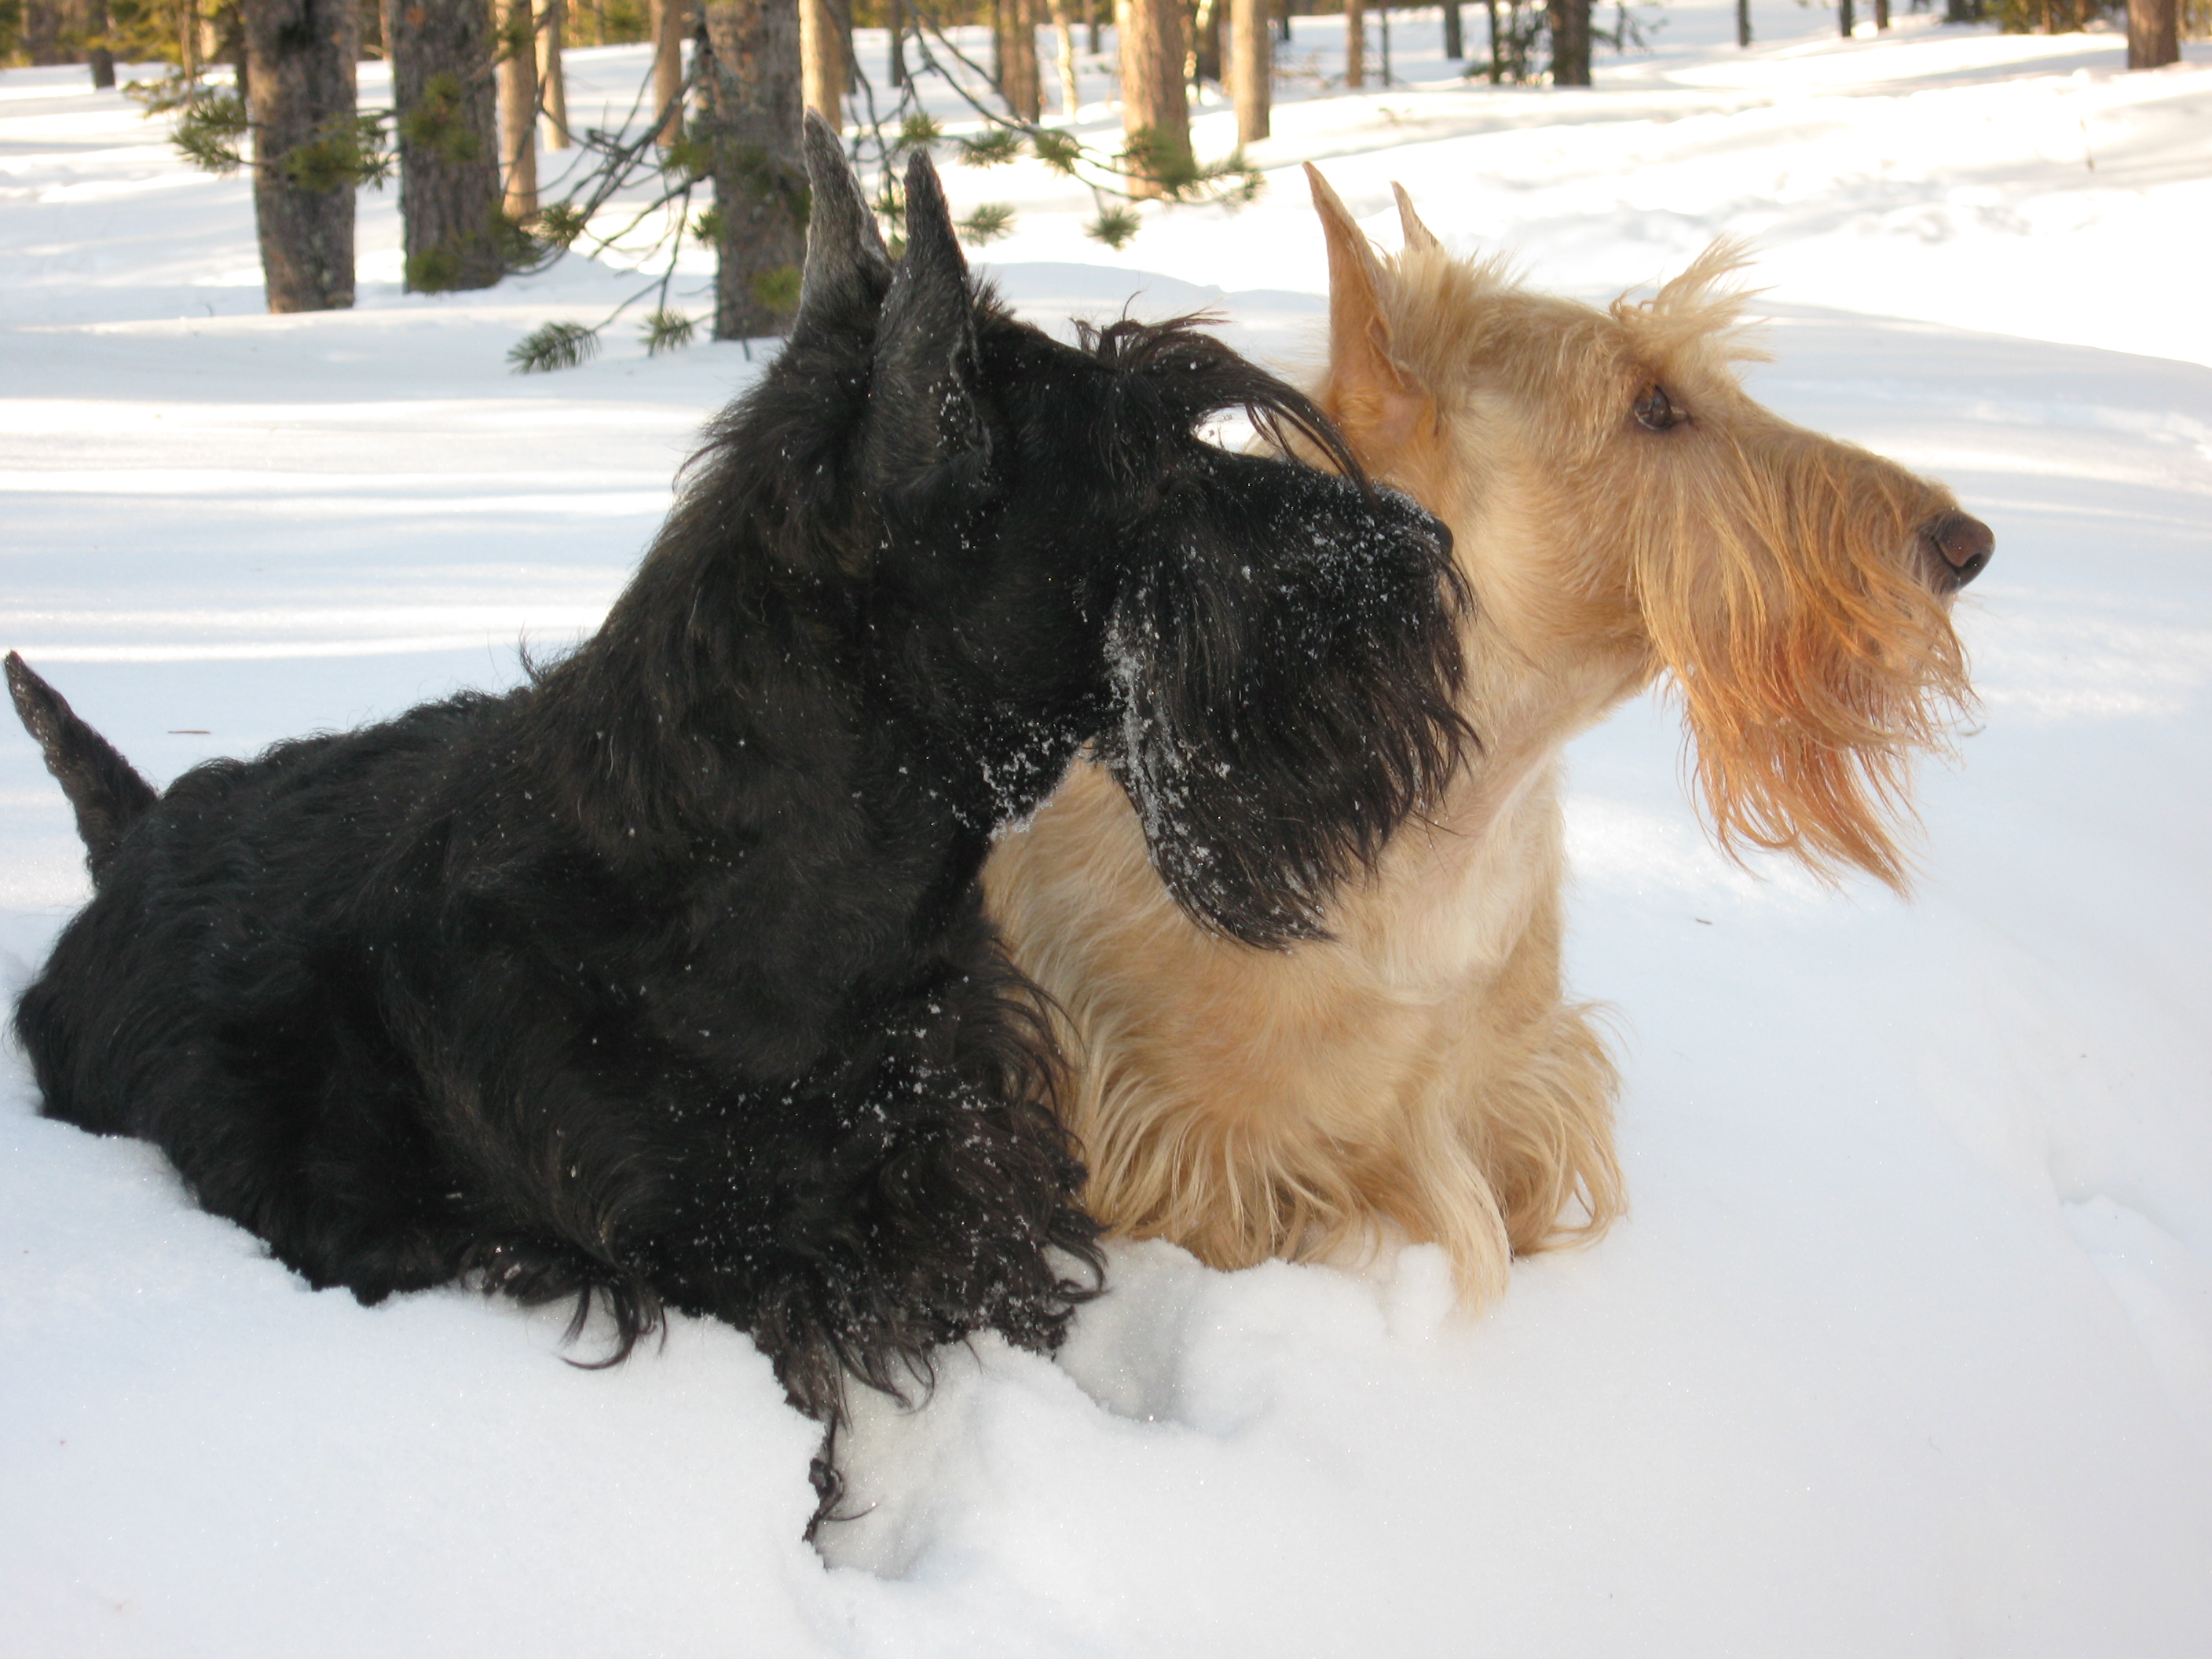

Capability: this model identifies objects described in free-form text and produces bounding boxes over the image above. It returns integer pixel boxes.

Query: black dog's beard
[1103,456,1468,948]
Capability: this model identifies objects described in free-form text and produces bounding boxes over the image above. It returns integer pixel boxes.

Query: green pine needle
[954,128,1024,169]
[957,203,1016,247]
[1086,206,1142,251]
[639,308,697,357]
[508,321,601,375]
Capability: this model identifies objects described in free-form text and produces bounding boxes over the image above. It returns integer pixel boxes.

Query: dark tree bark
[701,0,805,341]
[1737,0,1751,46]
[1548,0,1588,84]
[1343,0,1362,87]
[1119,0,1188,195]
[245,0,359,313]
[1442,0,1463,58]
[1839,0,1854,35]
[2128,0,2178,67]
[1192,0,1221,85]
[1874,0,1890,28]
[390,0,504,293]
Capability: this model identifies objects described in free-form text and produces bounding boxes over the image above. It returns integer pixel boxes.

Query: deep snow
[3,7,2210,1655]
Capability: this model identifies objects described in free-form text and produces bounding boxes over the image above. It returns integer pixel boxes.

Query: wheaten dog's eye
[1635,384,1683,431]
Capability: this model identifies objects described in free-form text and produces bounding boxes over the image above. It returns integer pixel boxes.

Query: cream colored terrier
[984,169,1991,1306]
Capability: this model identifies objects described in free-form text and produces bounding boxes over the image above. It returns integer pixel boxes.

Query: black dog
[8,122,1465,1489]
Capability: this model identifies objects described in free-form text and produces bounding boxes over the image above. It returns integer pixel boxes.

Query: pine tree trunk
[391,0,504,292]
[800,0,844,126]
[2127,0,2177,64]
[1838,0,1854,35]
[1484,0,1502,82]
[540,0,570,148]
[994,0,1042,123]
[1118,0,1188,195]
[651,0,687,143]
[1344,0,1362,88]
[701,0,804,341]
[1736,0,1750,45]
[1230,0,1269,141]
[498,0,538,217]
[86,0,117,86]
[1442,0,1462,58]
[1874,0,1890,28]
[1548,0,1588,84]
[245,0,358,313]
[889,0,909,86]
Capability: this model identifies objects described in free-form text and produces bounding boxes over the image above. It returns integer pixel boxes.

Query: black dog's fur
[8,126,1466,1486]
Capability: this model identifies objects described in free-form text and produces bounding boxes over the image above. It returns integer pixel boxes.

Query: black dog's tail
[6,651,157,881]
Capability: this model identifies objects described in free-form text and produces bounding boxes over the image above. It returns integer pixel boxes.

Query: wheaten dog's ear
[1305,164,1434,463]
[1390,182,1440,254]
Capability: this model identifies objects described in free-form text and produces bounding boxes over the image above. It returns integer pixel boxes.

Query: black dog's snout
[1922,510,1994,589]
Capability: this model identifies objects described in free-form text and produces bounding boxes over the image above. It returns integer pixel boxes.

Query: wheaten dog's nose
[1922,511,1994,588]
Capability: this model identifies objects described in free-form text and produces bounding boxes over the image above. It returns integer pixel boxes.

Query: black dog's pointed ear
[866,149,986,482]
[793,110,891,341]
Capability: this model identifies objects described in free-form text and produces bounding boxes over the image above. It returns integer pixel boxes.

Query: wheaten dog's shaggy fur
[983,170,1989,1306]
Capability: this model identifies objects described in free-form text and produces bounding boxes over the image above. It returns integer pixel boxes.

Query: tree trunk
[1047,0,1082,115]
[540,0,571,148]
[244,0,357,313]
[391,0,504,292]
[2127,0,2178,64]
[1192,0,1221,83]
[889,0,909,86]
[497,0,537,217]
[1548,0,1588,84]
[1736,0,1750,45]
[1484,0,1501,82]
[1344,0,1362,88]
[800,0,844,126]
[701,0,804,341]
[1230,0,1269,141]
[1442,0,1462,58]
[86,0,117,86]
[651,0,687,143]
[1874,0,1890,27]
[994,0,1042,123]
[1838,0,1853,35]
[1118,0,1188,195]
[1090,0,1102,54]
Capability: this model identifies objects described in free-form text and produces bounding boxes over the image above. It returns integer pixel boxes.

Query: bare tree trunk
[1344,0,1362,88]
[244,0,358,312]
[1874,0,1890,27]
[1838,0,1853,35]
[1118,0,1188,194]
[701,0,805,341]
[498,0,538,217]
[1736,0,1750,45]
[390,0,504,292]
[1230,0,1269,141]
[1548,0,1588,83]
[2128,0,2178,64]
[1442,0,1462,57]
[889,0,909,86]
[800,0,844,126]
[182,0,202,79]
[651,0,687,142]
[1047,0,1082,115]
[86,0,116,86]
[994,0,1043,122]
[1090,0,1102,54]
[540,0,571,148]
[1484,0,1501,82]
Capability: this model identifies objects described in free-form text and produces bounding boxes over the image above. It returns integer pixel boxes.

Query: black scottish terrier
[7,122,1466,1485]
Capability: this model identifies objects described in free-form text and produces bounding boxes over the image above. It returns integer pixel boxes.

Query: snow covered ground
[4,9,2210,1654]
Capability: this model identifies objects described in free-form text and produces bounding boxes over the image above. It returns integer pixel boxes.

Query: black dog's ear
[865,149,987,485]
[792,110,891,342]
[1102,460,1469,949]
